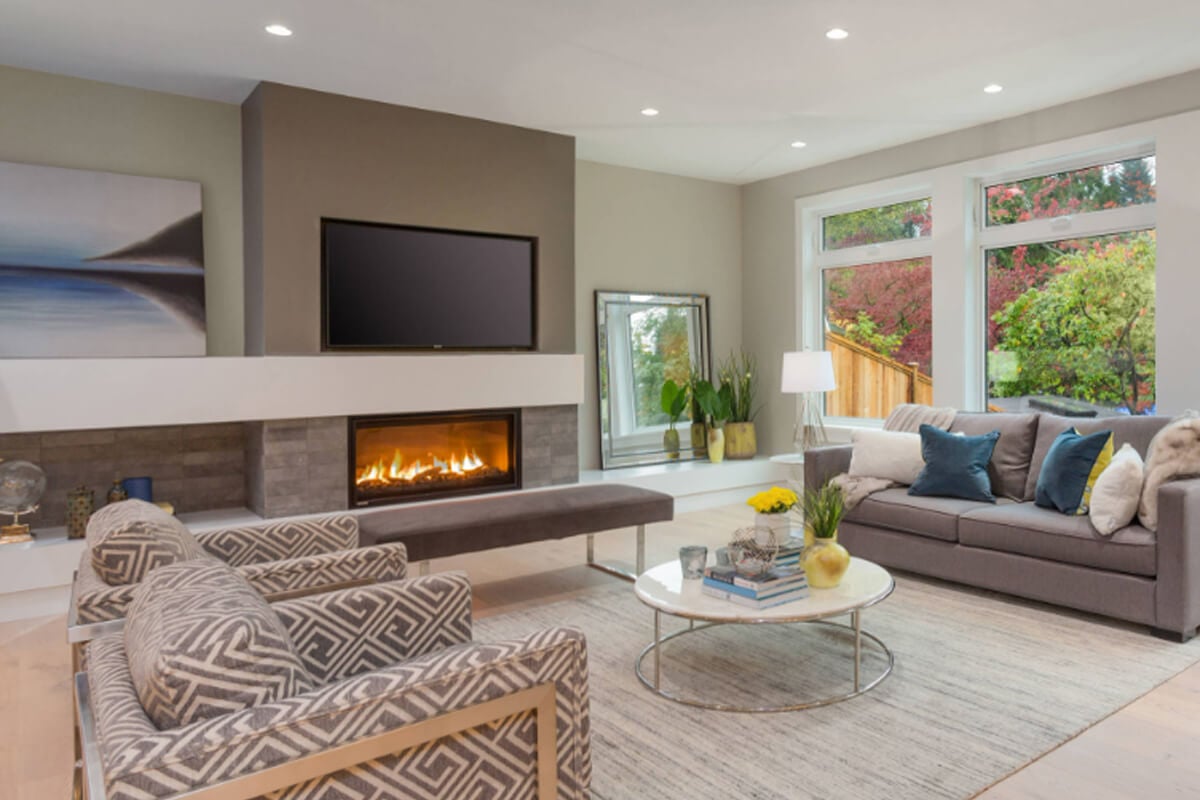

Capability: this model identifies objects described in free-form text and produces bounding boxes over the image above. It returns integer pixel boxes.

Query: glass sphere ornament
[0,459,47,544]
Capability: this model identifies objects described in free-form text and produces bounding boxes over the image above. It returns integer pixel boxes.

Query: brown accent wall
[241,82,576,355]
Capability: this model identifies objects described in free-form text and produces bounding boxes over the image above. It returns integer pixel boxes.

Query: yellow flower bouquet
[747,486,799,515]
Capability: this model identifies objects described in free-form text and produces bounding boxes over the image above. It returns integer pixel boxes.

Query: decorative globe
[0,460,47,520]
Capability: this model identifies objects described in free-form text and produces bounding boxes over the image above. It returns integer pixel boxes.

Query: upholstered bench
[358,483,675,580]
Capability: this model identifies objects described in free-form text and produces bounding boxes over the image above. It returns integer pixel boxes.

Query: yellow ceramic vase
[802,532,850,589]
[724,422,758,459]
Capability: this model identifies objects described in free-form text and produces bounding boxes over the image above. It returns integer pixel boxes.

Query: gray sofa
[805,412,1200,641]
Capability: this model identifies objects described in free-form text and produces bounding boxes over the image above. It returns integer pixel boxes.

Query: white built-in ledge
[0,354,584,433]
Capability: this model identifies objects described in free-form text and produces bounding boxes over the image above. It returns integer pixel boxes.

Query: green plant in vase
[800,482,851,588]
[660,379,688,460]
[686,363,707,456]
[720,351,759,459]
[695,379,733,463]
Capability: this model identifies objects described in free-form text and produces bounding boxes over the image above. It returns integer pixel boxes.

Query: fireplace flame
[356,448,490,487]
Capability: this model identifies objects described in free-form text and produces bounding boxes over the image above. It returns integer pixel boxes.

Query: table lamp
[781,351,836,453]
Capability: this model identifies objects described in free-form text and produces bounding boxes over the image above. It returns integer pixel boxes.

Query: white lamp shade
[781,351,836,393]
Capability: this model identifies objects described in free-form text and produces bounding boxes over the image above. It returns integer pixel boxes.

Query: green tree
[631,307,692,427]
[991,233,1155,413]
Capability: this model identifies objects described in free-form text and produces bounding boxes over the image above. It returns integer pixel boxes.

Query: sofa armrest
[804,444,854,491]
[89,625,591,800]
[235,541,407,600]
[272,571,472,683]
[195,514,360,566]
[1154,478,1200,638]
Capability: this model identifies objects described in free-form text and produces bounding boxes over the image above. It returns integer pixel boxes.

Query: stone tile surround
[0,423,245,528]
[0,406,579,527]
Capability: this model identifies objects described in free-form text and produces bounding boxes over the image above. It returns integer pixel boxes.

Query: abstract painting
[0,161,205,357]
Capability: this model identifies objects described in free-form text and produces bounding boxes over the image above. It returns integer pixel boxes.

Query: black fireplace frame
[347,409,522,508]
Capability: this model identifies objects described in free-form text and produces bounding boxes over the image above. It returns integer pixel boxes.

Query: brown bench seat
[358,483,675,579]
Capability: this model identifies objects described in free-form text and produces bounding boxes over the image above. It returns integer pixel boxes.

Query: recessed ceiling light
[265,23,293,37]
[640,107,660,117]
[825,28,849,40]
[984,83,1004,94]
[790,140,808,149]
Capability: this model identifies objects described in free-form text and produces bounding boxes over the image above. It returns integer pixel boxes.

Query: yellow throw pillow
[1078,430,1114,516]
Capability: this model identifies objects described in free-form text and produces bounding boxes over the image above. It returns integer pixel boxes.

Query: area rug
[475,573,1200,800]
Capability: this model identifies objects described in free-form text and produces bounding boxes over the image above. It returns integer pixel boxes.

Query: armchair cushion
[73,553,139,624]
[89,624,591,800]
[194,514,360,566]
[237,541,407,599]
[87,499,206,586]
[273,571,471,684]
[124,560,313,730]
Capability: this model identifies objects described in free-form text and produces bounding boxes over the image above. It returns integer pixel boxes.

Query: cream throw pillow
[1089,444,1144,536]
[848,429,924,485]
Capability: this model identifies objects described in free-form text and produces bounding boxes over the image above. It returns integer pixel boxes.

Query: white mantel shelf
[0,354,584,433]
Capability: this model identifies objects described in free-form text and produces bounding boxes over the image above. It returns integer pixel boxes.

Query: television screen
[322,219,536,350]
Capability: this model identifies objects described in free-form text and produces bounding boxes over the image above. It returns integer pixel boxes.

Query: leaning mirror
[595,290,711,469]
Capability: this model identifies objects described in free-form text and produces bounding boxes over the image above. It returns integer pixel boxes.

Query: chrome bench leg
[585,524,646,583]
[419,560,431,576]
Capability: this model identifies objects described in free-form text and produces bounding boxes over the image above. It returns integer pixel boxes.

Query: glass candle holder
[679,545,708,579]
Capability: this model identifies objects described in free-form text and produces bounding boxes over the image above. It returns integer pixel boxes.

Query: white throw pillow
[1089,444,1145,536]
[848,429,924,485]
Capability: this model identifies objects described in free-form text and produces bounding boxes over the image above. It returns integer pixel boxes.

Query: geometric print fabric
[86,499,207,586]
[88,573,591,799]
[123,560,314,730]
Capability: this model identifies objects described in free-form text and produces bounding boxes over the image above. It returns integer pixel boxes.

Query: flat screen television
[321,219,537,350]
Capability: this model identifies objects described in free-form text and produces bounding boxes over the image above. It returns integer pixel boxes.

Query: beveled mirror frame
[595,290,712,469]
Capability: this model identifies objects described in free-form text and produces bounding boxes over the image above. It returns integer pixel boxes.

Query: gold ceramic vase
[802,532,850,588]
[707,427,726,463]
[690,422,707,457]
[663,428,681,460]
[724,422,758,459]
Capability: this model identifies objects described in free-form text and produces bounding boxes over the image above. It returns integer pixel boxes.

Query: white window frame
[974,143,1157,410]
[802,187,935,425]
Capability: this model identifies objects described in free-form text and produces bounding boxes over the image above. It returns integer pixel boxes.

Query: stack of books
[774,539,804,569]
[701,563,809,609]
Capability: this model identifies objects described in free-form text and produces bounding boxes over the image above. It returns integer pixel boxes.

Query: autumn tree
[824,258,932,373]
[991,233,1155,413]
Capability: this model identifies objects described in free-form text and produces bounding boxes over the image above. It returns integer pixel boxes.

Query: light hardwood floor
[3,503,1198,799]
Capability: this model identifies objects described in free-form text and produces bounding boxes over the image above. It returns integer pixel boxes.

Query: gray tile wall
[0,404,579,527]
[244,417,349,518]
[0,423,245,528]
[522,405,580,488]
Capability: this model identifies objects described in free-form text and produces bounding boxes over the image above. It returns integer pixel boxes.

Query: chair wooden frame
[75,674,559,800]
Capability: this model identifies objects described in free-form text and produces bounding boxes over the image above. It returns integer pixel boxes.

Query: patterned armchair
[77,562,591,800]
[69,500,408,643]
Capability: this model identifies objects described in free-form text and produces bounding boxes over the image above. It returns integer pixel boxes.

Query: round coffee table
[633,556,895,712]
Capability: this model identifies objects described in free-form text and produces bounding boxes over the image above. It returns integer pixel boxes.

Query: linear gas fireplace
[349,410,521,507]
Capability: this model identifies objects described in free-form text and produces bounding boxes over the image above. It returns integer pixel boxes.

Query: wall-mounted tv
[321,219,537,350]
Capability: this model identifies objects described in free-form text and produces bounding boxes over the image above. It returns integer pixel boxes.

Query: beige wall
[575,161,742,469]
[242,83,576,355]
[0,65,244,355]
[743,69,1200,455]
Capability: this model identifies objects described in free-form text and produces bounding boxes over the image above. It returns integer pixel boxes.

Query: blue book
[700,583,809,608]
[704,565,807,592]
[702,575,806,600]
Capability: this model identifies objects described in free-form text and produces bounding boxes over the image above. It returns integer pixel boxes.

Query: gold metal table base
[634,611,894,713]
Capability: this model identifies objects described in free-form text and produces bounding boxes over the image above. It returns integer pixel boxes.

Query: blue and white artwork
[0,161,205,357]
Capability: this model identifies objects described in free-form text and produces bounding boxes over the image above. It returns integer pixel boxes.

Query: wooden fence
[825,332,933,418]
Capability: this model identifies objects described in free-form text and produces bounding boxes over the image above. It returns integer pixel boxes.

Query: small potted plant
[686,363,707,457]
[747,486,798,546]
[660,379,688,460]
[800,482,851,588]
[721,351,759,459]
[695,379,733,463]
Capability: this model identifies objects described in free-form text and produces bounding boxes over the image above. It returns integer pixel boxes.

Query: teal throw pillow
[908,424,1000,503]
[1035,428,1114,515]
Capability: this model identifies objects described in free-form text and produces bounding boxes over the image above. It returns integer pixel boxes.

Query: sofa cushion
[125,560,314,730]
[1035,428,1114,515]
[848,429,924,484]
[950,412,1039,501]
[846,488,998,542]
[1024,414,1171,501]
[910,424,1000,503]
[86,499,206,586]
[958,503,1156,577]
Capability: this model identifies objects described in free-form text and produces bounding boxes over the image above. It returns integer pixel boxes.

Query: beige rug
[476,573,1200,800]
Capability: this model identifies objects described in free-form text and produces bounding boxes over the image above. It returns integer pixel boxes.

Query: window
[817,198,933,419]
[981,153,1157,415]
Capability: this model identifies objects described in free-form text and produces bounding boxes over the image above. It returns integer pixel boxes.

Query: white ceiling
[3,0,1200,184]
